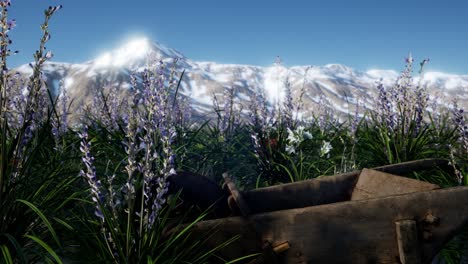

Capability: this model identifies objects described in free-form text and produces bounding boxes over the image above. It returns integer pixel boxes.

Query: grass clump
[1,2,467,263]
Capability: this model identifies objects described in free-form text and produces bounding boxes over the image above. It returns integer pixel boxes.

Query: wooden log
[372,158,451,176]
[243,171,359,214]
[241,159,449,214]
[396,220,422,264]
[223,172,251,216]
[191,186,468,264]
[223,173,284,264]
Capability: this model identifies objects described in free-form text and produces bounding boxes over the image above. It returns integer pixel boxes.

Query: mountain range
[16,38,468,120]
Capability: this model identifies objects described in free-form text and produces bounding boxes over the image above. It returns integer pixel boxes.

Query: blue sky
[7,0,468,74]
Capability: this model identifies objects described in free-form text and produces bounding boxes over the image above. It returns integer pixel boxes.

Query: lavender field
[1,2,468,264]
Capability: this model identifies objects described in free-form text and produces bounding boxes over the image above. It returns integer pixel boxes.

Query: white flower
[285,145,296,154]
[303,130,313,140]
[286,128,298,144]
[320,141,332,157]
[286,126,312,145]
[286,126,313,155]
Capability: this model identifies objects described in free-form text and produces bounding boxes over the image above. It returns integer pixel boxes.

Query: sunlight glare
[94,37,150,68]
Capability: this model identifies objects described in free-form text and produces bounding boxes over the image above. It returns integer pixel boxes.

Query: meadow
[1,2,467,263]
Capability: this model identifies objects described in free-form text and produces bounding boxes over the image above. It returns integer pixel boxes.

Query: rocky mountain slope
[16,38,468,119]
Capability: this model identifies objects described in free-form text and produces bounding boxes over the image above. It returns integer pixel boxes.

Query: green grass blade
[0,244,13,264]
[24,235,62,264]
[52,217,74,231]
[16,199,61,247]
[3,234,27,263]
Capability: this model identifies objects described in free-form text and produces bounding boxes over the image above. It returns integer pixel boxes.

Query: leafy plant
[0,3,75,263]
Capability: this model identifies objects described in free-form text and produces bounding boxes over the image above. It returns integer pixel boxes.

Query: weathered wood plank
[351,169,439,200]
[243,171,359,214]
[240,159,449,214]
[191,186,468,264]
[223,173,251,216]
[372,159,451,176]
[224,173,286,264]
[396,220,421,264]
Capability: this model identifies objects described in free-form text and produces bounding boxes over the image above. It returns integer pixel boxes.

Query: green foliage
[0,5,79,263]
[1,2,467,263]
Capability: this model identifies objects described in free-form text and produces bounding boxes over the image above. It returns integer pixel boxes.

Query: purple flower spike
[7,19,15,30]
[0,0,11,7]
[79,126,104,222]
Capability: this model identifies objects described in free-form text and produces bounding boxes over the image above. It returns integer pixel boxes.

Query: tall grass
[0,4,74,263]
[1,2,467,263]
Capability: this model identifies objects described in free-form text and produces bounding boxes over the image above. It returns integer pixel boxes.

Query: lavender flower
[78,126,104,221]
[452,100,468,155]
[294,66,310,123]
[137,58,176,230]
[351,99,360,138]
[249,87,269,132]
[282,78,293,128]
[221,86,235,137]
[376,79,394,132]
[107,173,119,221]
[449,144,464,186]
[173,96,191,128]
[0,0,11,7]
[123,82,141,204]
[316,95,335,133]
[6,19,15,30]
[58,84,69,134]
[275,56,282,65]
[5,73,27,131]
[413,58,430,134]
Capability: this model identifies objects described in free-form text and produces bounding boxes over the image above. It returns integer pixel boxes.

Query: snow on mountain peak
[264,64,290,103]
[13,38,468,119]
[94,38,151,68]
[92,38,189,70]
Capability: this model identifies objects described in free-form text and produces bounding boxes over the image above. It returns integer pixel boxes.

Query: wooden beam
[223,172,251,216]
[191,187,468,263]
[395,220,421,264]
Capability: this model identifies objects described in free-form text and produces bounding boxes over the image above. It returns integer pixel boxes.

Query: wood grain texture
[192,186,468,264]
[351,169,439,200]
[239,159,448,215]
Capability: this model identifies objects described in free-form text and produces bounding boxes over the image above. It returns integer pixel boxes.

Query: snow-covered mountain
[16,38,468,119]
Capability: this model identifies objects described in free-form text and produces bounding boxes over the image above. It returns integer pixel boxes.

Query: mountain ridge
[15,38,468,119]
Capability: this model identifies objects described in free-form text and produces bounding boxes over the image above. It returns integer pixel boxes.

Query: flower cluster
[285,126,312,154]
[452,100,468,154]
[3,4,61,180]
[130,57,180,230]
[52,81,69,142]
[282,78,293,127]
[376,79,395,131]
[249,87,270,132]
[78,126,104,221]
[212,84,241,144]
[316,95,335,133]
[86,80,126,131]
[123,77,141,205]
[320,141,333,158]
[377,54,431,135]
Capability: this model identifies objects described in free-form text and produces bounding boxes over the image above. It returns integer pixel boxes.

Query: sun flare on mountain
[94,37,150,68]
